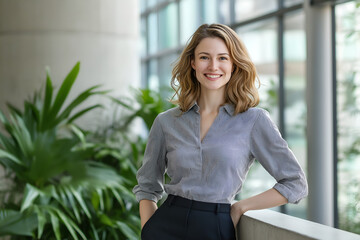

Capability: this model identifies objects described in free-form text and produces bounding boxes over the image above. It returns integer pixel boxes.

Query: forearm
[230,188,288,226]
[237,188,287,214]
[139,199,158,229]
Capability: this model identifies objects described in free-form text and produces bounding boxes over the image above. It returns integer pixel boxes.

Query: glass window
[202,0,218,24]
[336,1,360,235]
[235,0,278,22]
[141,17,147,57]
[283,10,307,219]
[159,3,179,50]
[141,62,148,87]
[140,0,147,13]
[236,19,279,201]
[284,0,304,7]
[148,0,157,8]
[219,0,231,24]
[148,12,158,55]
[237,20,279,120]
[148,60,159,91]
[158,53,179,97]
[180,0,200,44]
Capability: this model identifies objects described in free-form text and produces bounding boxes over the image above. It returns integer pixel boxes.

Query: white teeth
[206,74,221,78]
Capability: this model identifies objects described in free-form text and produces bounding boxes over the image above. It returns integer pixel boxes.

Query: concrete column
[305,1,334,226]
[0,0,140,128]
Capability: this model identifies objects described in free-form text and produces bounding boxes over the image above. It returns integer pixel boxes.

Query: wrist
[236,199,248,215]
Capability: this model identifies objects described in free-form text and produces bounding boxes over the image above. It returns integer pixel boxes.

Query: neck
[197,88,226,113]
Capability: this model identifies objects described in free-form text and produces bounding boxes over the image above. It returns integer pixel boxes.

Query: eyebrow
[198,52,229,56]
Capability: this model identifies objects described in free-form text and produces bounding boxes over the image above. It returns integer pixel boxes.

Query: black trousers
[141,195,236,240]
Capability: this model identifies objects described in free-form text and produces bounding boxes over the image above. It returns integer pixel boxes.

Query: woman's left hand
[230,201,245,228]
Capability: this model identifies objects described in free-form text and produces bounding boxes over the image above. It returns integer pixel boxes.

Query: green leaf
[99,213,113,226]
[90,222,100,240]
[0,209,37,236]
[116,221,138,240]
[0,109,7,124]
[67,104,103,123]
[56,187,77,220]
[33,206,46,239]
[11,114,33,159]
[54,85,103,125]
[97,189,105,211]
[0,149,25,166]
[110,188,125,210]
[40,71,54,128]
[55,208,86,240]
[108,227,120,240]
[24,100,40,134]
[62,186,81,222]
[69,186,91,219]
[49,62,80,120]
[110,96,134,110]
[91,190,100,211]
[49,210,61,240]
[21,184,41,212]
[69,124,86,145]
[6,103,22,117]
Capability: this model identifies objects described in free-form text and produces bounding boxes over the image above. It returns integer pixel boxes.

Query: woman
[133,23,308,240]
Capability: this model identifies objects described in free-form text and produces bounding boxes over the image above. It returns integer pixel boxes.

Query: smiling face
[191,37,233,94]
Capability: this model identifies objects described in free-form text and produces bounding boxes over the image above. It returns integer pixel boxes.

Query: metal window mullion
[331,4,338,229]
[230,3,302,29]
[177,0,181,47]
[278,0,287,215]
[216,0,221,23]
[144,14,150,88]
[230,0,236,24]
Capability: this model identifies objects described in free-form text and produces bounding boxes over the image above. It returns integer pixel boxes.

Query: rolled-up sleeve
[132,115,166,203]
[250,109,308,204]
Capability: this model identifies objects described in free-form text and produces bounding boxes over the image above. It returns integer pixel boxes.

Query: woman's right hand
[139,199,158,229]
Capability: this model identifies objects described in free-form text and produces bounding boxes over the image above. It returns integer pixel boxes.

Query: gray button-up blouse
[133,103,308,204]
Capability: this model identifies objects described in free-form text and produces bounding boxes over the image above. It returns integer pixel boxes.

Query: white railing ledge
[237,209,360,240]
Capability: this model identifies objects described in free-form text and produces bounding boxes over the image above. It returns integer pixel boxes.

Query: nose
[208,59,218,71]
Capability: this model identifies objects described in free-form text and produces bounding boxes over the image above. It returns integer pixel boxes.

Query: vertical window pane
[140,0,147,13]
[159,3,178,50]
[336,1,360,235]
[236,20,279,201]
[284,10,307,219]
[141,62,147,88]
[284,0,303,7]
[235,0,278,22]
[202,0,218,24]
[141,17,147,57]
[148,13,158,54]
[148,0,157,8]
[158,53,178,97]
[149,60,159,91]
[238,20,279,121]
[219,0,231,24]
[180,0,199,44]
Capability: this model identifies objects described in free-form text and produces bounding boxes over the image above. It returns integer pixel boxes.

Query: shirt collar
[223,103,235,116]
[185,101,200,114]
[185,101,235,116]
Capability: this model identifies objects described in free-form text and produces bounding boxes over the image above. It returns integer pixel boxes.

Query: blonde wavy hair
[171,23,260,115]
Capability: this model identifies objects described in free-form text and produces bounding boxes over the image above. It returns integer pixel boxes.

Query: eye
[200,56,209,60]
[219,56,228,61]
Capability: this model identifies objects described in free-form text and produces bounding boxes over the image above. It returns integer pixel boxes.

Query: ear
[191,59,196,70]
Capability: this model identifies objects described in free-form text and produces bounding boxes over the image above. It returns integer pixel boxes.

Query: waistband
[165,194,231,213]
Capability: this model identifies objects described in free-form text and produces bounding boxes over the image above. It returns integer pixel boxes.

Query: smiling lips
[205,74,222,80]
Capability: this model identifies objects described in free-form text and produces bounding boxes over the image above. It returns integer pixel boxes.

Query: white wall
[0,0,140,129]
